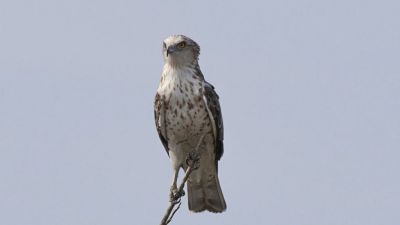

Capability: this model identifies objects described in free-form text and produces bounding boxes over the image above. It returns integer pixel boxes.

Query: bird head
[162,35,200,67]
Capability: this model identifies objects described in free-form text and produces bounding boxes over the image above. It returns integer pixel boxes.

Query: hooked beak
[166,47,173,57]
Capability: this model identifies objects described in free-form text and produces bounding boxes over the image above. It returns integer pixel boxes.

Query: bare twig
[166,202,181,224]
[160,135,205,225]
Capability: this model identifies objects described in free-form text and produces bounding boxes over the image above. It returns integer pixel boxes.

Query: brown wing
[203,81,224,161]
[154,93,169,156]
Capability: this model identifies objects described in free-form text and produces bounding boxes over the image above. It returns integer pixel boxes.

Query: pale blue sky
[1,0,399,225]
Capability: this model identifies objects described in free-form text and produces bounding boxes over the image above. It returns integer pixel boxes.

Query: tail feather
[187,173,226,213]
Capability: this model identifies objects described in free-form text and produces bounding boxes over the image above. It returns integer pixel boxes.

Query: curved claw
[170,196,182,204]
[169,189,185,203]
[186,152,200,169]
[179,189,185,197]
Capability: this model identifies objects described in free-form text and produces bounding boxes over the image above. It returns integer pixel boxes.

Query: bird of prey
[154,35,226,213]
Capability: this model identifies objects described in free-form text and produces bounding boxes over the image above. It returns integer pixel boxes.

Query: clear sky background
[1,0,399,225]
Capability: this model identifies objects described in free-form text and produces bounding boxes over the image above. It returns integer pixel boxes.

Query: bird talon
[169,188,185,203]
[170,196,181,204]
[186,152,200,168]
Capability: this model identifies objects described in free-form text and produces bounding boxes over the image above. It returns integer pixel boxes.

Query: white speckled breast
[157,65,212,144]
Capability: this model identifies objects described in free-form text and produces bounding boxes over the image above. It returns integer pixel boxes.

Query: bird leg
[169,135,203,203]
[169,168,185,203]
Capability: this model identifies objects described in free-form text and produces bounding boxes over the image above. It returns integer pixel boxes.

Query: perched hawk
[154,35,226,213]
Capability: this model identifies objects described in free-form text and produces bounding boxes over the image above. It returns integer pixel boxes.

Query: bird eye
[178,42,186,48]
